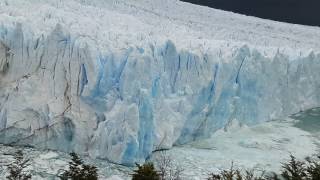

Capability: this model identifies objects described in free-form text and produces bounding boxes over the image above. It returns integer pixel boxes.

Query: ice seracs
[0,0,319,165]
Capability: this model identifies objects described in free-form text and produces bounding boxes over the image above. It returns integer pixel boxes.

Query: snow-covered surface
[0,0,320,165]
[1,0,320,57]
[156,118,319,179]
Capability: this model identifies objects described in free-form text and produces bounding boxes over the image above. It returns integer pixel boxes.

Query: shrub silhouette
[305,156,320,180]
[281,155,307,180]
[6,150,32,180]
[207,162,244,180]
[132,162,160,180]
[207,154,320,180]
[155,152,183,180]
[59,152,98,180]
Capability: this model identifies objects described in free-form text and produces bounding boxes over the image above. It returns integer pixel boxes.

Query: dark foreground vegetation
[6,150,31,180]
[132,154,320,180]
[59,152,98,180]
[5,150,98,180]
[3,150,320,180]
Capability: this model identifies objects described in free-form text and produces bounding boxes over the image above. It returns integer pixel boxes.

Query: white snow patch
[106,175,125,180]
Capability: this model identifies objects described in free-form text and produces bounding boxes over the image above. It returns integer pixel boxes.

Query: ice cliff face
[0,0,320,165]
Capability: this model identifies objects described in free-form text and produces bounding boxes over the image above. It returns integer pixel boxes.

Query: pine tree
[132,162,160,180]
[59,152,98,180]
[81,164,98,180]
[281,155,307,180]
[6,150,32,180]
[305,156,320,180]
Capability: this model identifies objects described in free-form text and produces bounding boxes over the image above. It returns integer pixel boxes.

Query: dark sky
[182,0,320,27]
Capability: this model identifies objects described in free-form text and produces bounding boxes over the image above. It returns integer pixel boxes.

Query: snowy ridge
[0,0,320,165]
[1,0,320,56]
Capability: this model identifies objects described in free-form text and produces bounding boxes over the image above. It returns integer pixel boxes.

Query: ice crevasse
[0,0,320,166]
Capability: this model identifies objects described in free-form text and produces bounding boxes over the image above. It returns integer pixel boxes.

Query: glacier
[1,108,320,179]
[0,0,320,166]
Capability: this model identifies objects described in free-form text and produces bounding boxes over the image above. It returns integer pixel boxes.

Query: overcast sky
[182,0,320,27]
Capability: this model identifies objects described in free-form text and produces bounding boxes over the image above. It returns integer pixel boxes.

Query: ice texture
[0,0,320,165]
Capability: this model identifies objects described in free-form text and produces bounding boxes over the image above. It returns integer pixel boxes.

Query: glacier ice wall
[0,24,319,165]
